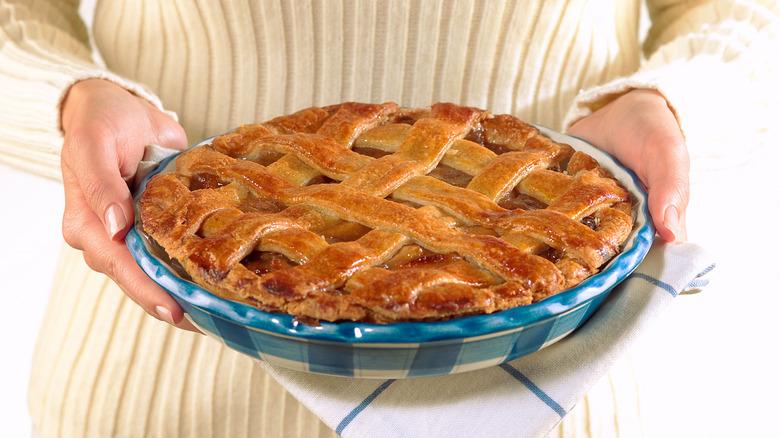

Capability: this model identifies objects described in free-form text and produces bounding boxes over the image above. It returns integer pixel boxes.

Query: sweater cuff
[560,67,681,135]
[563,52,778,167]
[563,1,780,167]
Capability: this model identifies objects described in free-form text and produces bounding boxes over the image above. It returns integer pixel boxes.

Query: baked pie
[139,102,633,324]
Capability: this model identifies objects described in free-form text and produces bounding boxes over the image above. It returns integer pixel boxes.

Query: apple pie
[139,102,633,323]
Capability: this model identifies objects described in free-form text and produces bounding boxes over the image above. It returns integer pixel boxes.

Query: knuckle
[64,125,112,164]
[82,246,122,282]
[102,253,123,280]
[643,130,684,155]
[69,118,120,145]
[674,182,691,208]
[151,116,188,150]
[79,172,108,200]
[82,252,98,272]
[62,226,79,249]
[61,212,85,250]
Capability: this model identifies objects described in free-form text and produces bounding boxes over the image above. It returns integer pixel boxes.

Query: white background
[2,1,779,437]
[0,165,64,437]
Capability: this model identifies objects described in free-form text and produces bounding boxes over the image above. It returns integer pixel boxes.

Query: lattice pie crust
[139,102,633,323]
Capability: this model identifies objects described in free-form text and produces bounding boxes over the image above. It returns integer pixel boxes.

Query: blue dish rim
[126,127,655,344]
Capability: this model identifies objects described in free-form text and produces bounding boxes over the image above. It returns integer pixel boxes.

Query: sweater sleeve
[562,0,780,162]
[0,0,172,181]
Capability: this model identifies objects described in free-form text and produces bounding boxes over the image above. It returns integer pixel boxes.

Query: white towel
[258,239,714,438]
[134,144,180,188]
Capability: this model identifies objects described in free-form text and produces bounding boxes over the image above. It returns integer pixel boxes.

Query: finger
[642,136,690,242]
[143,104,190,152]
[112,255,202,333]
[646,177,689,242]
[80,230,203,333]
[64,126,136,242]
[161,309,202,333]
[80,212,198,331]
[61,160,92,251]
[110,245,202,333]
[62,165,201,332]
[110,255,202,333]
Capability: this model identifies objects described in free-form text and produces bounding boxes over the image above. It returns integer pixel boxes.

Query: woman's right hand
[60,79,199,332]
[568,89,689,242]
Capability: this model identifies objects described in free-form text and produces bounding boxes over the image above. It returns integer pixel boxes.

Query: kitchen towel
[259,239,714,438]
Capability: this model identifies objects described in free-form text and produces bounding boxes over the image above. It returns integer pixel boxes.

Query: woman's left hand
[567,89,689,242]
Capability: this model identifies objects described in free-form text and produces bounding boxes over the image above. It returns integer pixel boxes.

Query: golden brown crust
[139,102,633,323]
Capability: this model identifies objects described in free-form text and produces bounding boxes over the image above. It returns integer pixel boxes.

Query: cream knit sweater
[2,1,778,437]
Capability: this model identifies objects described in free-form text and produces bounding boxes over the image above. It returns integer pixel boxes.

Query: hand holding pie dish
[128,102,653,376]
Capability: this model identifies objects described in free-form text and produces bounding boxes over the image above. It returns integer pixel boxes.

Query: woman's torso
[92,0,641,142]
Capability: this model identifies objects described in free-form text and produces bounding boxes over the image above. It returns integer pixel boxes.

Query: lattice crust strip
[139,102,633,323]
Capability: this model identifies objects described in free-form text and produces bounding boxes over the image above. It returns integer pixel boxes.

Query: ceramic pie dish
[126,104,654,378]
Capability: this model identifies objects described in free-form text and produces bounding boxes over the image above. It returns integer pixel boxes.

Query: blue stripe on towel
[695,263,716,278]
[685,278,709,290]
[627,273,678,297]
[628,263,715,297]
[336,379,396,435]
[499,363,566,417]
[682,263,716,293]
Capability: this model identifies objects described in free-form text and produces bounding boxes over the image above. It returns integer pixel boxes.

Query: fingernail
[663,205,679,241]
[104,203,126,240]
[155,306,175,325]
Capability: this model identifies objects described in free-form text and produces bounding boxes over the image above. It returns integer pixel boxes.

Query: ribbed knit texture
[4,0,779,437]
[88,0,642,143]
[29,244,339,438]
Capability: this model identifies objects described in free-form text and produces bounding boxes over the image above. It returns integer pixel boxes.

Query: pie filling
[139,102,633,323]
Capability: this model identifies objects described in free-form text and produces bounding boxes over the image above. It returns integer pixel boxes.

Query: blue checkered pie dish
[127,124,653,379]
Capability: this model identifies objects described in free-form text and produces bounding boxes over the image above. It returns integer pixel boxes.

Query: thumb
[647,179,688,242]
[643,148,690,242]
[60,124,137,242]
[78,137,136,241]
